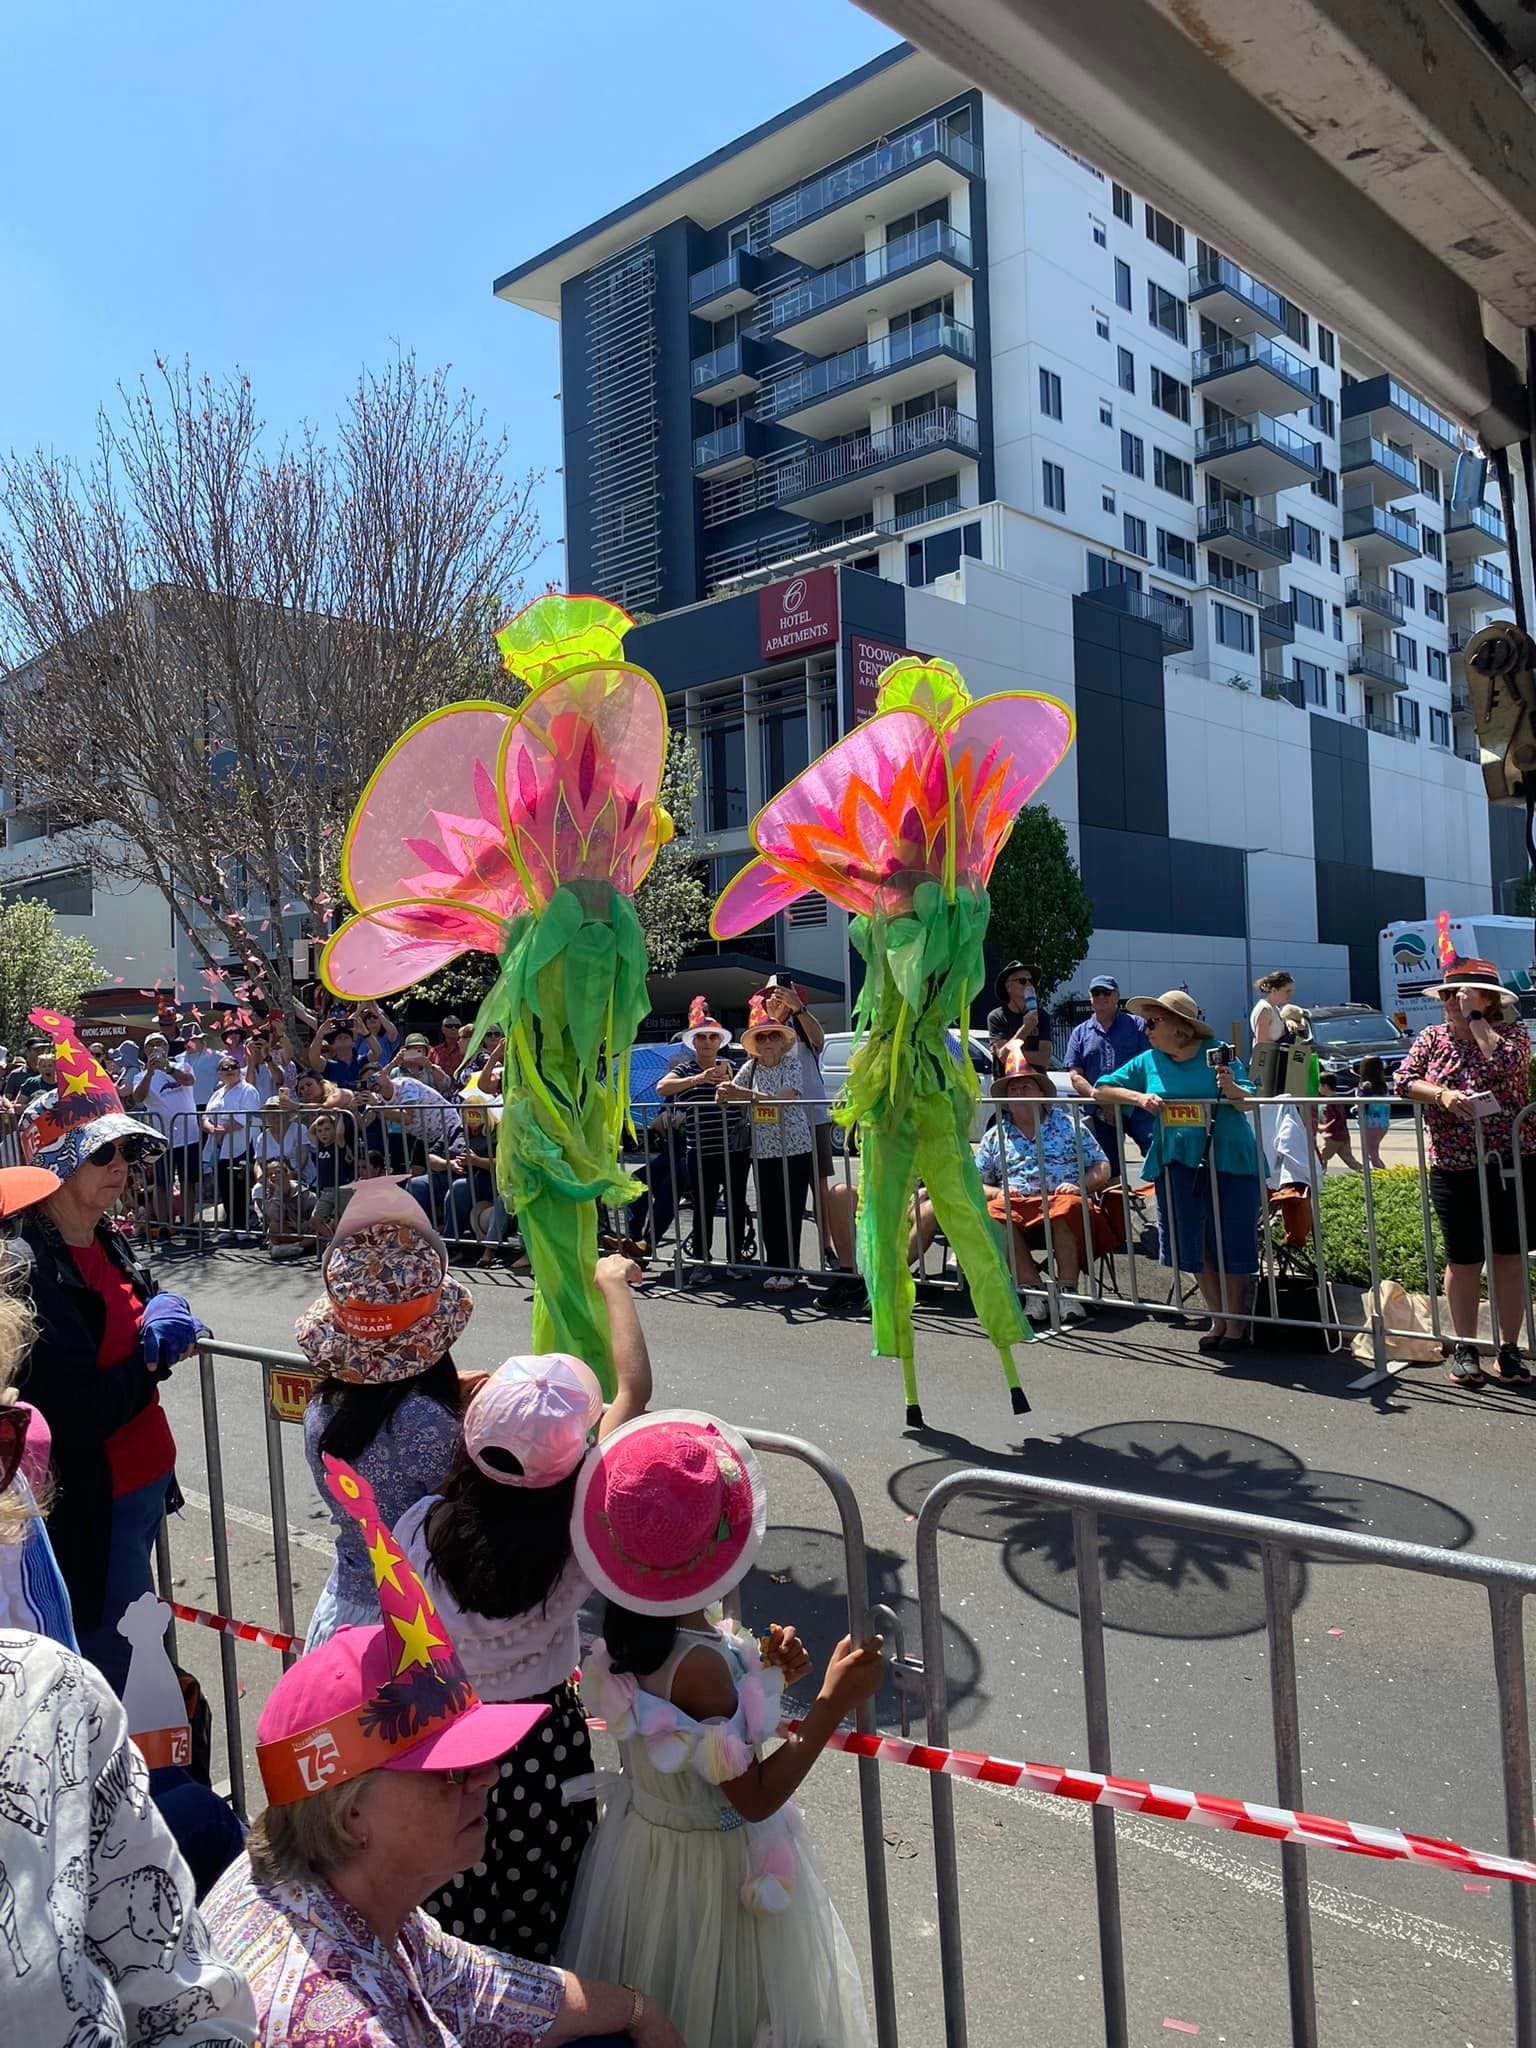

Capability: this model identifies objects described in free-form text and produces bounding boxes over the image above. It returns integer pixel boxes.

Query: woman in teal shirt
[1094,989,1264,1351]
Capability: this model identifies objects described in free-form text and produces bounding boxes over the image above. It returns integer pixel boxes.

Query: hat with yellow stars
[256,1455,549,1805]
[16,1007,169,1182]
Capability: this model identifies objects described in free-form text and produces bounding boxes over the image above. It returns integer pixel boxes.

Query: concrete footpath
[154,1247,1534,2047]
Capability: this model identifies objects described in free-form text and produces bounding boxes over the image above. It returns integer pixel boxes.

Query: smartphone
[1023,994,1038,1014]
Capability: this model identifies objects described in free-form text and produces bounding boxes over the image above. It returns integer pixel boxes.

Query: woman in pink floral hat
[561,1409,882,2046]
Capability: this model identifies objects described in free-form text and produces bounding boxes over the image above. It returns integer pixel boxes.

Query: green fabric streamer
[838,880,1030,1414]
[469,881,650,1396]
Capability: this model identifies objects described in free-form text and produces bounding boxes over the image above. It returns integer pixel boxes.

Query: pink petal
[711,858,814,938]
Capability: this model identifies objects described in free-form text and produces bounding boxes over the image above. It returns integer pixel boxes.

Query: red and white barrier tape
[167,1600,1535,1888]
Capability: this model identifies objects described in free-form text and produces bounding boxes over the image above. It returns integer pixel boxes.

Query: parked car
[1302,1004,1412,1090]
[818,1028,1069,1150]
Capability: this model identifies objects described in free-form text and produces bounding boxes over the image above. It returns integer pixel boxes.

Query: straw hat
[1124,990,1214,1040]
[679,994,734,1054]
[740,993,794,1057]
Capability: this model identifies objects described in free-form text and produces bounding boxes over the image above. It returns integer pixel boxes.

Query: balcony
[1343,502,1419,565]
[766,119,982,266]
[1343,575,1404,625]
[1196,502,1291,568]
[1191,335,1316,415]
[1451,685,1472,715]
[1188,255,1289,340]
[1341,374,1459,464]
[768,314,976,437]
[1455,739,1480,762]
[1206,564,1262,605]
[1355,711,1417,743]
[1447,560,1513,610]
[1445,501,1507,561]
[693,418,765,480]
[780,406,979,518]
[1259,597,1295,644]
[690,335,766,405]
[702,515,899,595]
[1261,670,1305,709]
[1347,642,1409,691]
[688,248,762,320]
[1449,626,1474,657]
[770,220,973,354]
[1340,435,1418,504]
[1195,414,1320,494]
[1084,582,1194,655]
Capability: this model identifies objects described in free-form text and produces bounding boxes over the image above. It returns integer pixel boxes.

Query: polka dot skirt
[422,1679,595,1963]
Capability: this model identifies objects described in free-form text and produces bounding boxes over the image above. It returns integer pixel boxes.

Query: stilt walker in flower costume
[712,657,1075,1425]
[320,595,670,1397]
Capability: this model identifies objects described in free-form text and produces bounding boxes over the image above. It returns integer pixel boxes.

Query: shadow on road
[887,1417,1474,1641]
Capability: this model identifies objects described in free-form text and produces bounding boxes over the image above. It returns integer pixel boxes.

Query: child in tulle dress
[561,1408,882,2048]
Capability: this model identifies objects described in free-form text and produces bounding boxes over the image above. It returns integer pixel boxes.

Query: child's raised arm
[595,1255,652,1437]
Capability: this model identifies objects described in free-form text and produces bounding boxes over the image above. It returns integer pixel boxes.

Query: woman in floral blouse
[1395,958,1536,1387]
[719,996,814,1292]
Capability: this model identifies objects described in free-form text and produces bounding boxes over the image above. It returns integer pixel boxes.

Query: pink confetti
[1465,1882,1491,1894]
[1327,1628,1344,1638]
[1163,2025,1200,2037]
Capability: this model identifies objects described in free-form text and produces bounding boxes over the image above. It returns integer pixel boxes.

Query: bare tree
[0,355,540,1025]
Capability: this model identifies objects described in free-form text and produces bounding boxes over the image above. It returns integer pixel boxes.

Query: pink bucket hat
[464,1354,605,1489]
[571,1408,767,1617]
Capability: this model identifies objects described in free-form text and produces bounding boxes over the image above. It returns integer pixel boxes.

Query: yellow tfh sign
[266,1366,322,1425]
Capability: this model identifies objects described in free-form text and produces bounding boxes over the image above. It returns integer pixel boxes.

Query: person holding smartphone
[987,961,1053,1074]
[1395,958,1536,1387]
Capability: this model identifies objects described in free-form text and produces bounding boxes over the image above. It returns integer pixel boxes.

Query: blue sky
[0,2,899,584]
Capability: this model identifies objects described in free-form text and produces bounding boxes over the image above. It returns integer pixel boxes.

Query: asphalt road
[151,1243,1535,2047]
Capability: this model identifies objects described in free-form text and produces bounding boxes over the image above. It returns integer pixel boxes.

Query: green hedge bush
[1317,1167,1444,1293]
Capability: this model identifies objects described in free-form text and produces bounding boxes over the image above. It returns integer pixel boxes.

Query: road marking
[176,1485,334,1558]
[965,1776,1512,1978]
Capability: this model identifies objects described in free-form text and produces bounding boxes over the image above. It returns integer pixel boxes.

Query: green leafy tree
[985,804,1094,1000]
[0,898,100,1050]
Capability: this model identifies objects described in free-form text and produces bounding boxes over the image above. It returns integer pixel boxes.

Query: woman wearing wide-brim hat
[719,997,815,1290]
[1395,957,1536,1386]
[1093,990,1265,1352]
[296,1179,475,1647]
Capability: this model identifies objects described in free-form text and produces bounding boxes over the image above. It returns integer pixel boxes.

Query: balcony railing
[1196,502,1291,557]
[1087,582,1195,652]
[767,314,975,417]
[1190,334,1316,404]
[693,422,751,471]
[785,407,979,497]
[1446,501,1506,546]
[1340,436,1417,490]
[1354,712,1417,742]
[1455,740,1480,762]
[1341,373,1459,452]
[702,516,899,593]
[767,119,982,240]
[1451,685,1472,713]
[689,337,762,393]
[1261,671,1305,708]
[1343,504,1419,552]
[1195,414,1321,475]
[892,496,961,532]
[688,248,760,310]
[1188,255,1286,329]
[770,221,973,332]
[1449,626,1474,653]
[1259,597,1295,640]
[1207,566,1262,604]
[1347,643,1409,689]
[1448,560,1512,602]
[1343,575,1404,624]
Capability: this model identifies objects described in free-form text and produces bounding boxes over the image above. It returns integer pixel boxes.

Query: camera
[1205,1042,1233,1071]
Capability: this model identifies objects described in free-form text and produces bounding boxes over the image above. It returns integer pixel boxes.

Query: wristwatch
[1468,1010,1487,1021]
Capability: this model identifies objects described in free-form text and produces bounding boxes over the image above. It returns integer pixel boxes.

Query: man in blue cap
[1065,976,1153,1173]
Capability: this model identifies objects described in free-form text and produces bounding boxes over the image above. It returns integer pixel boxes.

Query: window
[1099,400,1114,427]
[1399,695,1421,736]
[1095,310,1111,341]
[1144,205,1185,260]
[1042,460,1066,512]
[1092,217,1107,248]
[1112,181,1134,224]
[895,475,961,523]
[1311,467,1338,505]
[1318,325,1336,367]
[1289,517,1321,564]
[1329,537,1341,573]
[1419,460,1441,501]
[1292,587,1325,632]
[1334,673,1347,714]
[905,520,983,587]
[1124,513,1148,558]
[1087,551,1142,591]
[1295,658,1327,706]
[1391,570,1415,609]
[704,722,748,831]
[1395,632,1418,672]
[1422,525,1443,562]
[1153,448,1193,500]
[1425,587,1445,622]
[1147,280,1187,343]
[1102,487,1116,515]
[1120,430,1144,478]
[1157,529,1196,579]
[1430,707,1450,747]
[1331,604,1344,642]
[0,865,93,916]
[1427,646,1448,681]
[1114,257,1132,310]
[1308,394,1336,437]
[1039,367,1062,419]
[1117,346,1136,393]
[1149,366,1190,423]
[1215,602,1255,653]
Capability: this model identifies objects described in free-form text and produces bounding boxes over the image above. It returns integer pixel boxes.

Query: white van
[1380,916,1536,1035]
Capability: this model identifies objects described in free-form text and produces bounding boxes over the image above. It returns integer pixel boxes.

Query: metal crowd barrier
[913,1466,1536,2048]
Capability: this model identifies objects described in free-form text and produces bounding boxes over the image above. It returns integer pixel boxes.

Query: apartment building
[495,42,1521,1028]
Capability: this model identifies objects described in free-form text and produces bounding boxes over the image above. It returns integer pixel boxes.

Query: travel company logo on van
[1391,931,1429,975]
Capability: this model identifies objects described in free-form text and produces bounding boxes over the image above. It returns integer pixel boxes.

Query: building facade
[496,43,1519,1030]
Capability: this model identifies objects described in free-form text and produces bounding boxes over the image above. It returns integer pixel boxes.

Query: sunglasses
[87,1137,148,1168]
[0,1404,31,1494]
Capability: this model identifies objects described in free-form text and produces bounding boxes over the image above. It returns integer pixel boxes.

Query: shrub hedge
[1317,1167,1444,1294]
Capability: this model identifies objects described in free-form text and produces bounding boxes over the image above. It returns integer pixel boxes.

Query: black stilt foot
[1010,1386,1030,1415]
[905,1402,924,1428]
